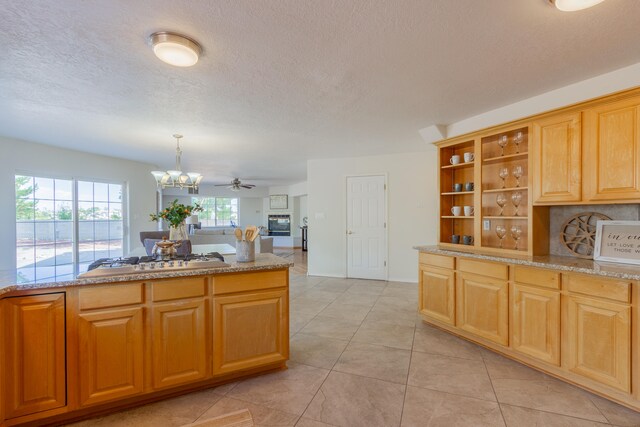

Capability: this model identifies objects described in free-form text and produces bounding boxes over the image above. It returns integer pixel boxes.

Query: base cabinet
[510,283,560,365]
[213,289,288,375]
[78,307,145,406]
[456,272,509,346]
[152,300,207,389]
[418,265,455,325]
[565,294,631,393]
[3,293,66,419]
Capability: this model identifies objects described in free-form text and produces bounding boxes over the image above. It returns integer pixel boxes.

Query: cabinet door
[456,272,508,346]
[3,293,66,419]
[532,112,582,203]
[418,265,455,325]
[213,289,288,375]
[78,307,144,406]
[566,295,631,392]
[584,97,640,201]
[510,283,560,365]
[152,299,207,389]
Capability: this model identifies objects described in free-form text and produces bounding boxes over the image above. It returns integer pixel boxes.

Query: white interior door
[346,175,387,280]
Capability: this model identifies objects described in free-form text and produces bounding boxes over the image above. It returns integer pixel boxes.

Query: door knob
[347,230,353,234]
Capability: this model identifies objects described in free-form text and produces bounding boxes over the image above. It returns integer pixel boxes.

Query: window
[15,175,124,283]
[193,197,238,227]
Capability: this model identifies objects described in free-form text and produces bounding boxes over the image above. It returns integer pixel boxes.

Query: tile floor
[68,270,640,427]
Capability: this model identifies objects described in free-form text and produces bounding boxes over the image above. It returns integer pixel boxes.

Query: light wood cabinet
[3,293,66,419]
[456,271,508,345]
[213,289,288,375]
[152,299,207,389]
[419,265,455,325]
[532,112,582,203]
[565,293,631,393]
[78,307,144,406]
[510,283,560,365]
[584,96,640,201]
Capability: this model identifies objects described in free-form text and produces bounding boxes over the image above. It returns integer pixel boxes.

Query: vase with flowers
[150,199,203,241]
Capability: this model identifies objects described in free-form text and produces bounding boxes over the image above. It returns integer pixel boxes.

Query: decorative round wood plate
[560,212,611,259]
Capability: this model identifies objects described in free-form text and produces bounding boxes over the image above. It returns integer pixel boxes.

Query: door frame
[345,174,389,281]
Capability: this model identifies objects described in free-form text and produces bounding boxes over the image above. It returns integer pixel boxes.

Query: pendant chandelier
[151,134,203,190]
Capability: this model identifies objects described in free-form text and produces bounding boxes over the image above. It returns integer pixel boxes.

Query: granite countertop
[414,245,640,281]
[0,253,293,297]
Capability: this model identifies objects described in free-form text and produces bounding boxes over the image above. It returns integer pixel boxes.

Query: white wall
[307,150,438,282]
[0,136,157,271]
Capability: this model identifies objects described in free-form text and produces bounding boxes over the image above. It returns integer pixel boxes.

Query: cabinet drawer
[458,258,508,280]
[565,274,630,303]
[513,266,560,290]
[152,277,206,302]
[419,253,454,270]
[212,270,287,295]
[79,283,143,310]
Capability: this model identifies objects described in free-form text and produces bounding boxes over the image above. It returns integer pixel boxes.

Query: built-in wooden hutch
[421,86,640,412]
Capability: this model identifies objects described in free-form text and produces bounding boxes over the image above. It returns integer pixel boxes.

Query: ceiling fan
[214,178,256,191]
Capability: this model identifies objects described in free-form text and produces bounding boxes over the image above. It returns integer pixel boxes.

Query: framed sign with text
[594,220,640,265]
[269,194,288,209]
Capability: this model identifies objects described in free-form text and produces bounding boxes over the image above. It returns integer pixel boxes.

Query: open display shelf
[439,140,476,248]
[436,124,549,256]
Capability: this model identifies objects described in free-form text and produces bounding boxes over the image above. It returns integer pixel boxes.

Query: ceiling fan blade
[240,185,254,189]
[214,184,228,186]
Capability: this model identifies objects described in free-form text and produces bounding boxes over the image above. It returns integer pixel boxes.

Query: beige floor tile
[380,286,417,300]
[196,396,299,427]
[290,312,317,336]
[589,394,640,426]
[297,289,344,302]
[290,333,349,369]
[500,404,610,426]
[481,349,549,381]
[346,283,387,296]
[401,386,505,427]
[363,308,417,327]
[313,280,355,293]
[492,378,608,422]
[290,297,332,316]
[227,362,329,415]
[412,325,482,360]
[303,371,405,427]
[295,418,337,427]
[333,341,410,384]
[66,388,222,426]
[299,316,362,340]
[374,296,418,312]
[408,351,496,401]
[318,301,372,323]
[339,292,380,307]
[351,320,415,350]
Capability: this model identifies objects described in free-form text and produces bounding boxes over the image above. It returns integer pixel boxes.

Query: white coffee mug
[464,152,475,163]
[451,206,462,216]
[464,206,474,216]
[450,155,461,165]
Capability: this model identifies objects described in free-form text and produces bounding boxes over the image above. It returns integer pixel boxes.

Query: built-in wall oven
[268,214,291,236]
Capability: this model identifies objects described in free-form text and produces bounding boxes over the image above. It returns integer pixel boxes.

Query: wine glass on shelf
[511,191,523,216]
[499,167,509,188]
[497,135,508,156]
[496,194,507,216]
[511,225,523,250]
[496,225,507,249]
[513,131,524,153]
[512,165,523,187]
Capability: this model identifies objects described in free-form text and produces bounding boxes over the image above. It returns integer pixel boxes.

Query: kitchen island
[0,253,292,426]
[416,246,640,413]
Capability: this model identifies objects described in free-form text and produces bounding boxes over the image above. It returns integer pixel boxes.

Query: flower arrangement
[150,199,203,228]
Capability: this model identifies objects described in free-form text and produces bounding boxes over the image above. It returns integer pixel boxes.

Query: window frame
[192,196,239,227]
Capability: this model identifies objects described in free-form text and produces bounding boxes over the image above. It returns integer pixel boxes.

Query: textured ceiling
[2,0,640,185]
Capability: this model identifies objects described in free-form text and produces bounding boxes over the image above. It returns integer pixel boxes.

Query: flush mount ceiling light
[150,32,202,67]
[549,0,606,11]
[151,134,203,190]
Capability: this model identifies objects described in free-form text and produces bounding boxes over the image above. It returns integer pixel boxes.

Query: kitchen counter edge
[414,245,640,281]
[0,253,293,297]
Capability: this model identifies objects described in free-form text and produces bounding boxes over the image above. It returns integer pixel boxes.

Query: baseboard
[305,272,347,278]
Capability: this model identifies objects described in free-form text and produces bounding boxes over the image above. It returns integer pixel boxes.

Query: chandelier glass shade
[151,134,203,190]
